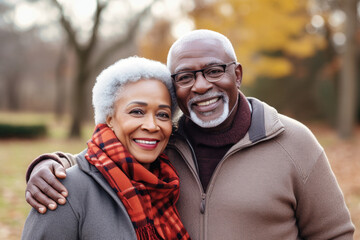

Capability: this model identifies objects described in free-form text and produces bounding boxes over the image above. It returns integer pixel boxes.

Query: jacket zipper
[200,193,206,214]
[181,137,207,240]
[171,135,205,194]
[171,135,207,239]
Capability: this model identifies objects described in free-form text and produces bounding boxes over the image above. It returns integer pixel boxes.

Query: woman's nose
[141,115,159,132]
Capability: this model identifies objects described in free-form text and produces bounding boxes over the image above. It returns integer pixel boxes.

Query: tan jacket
[164,98,354,239]
[33,97,354,239]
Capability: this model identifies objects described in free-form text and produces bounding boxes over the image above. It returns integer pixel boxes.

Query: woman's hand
[25,160,68,214]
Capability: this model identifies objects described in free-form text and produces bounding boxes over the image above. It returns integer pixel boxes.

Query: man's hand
[25,160,68,214]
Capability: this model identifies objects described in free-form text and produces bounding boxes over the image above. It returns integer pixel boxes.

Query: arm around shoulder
[26,151,80,182]
[25,151,82,213]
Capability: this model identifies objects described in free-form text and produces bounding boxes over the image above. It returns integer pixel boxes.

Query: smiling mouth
[134,139,158,145]
[195,97,221,106]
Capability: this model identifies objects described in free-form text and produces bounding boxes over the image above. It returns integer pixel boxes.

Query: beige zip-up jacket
[27,97,355,239]
[165,98,354,239]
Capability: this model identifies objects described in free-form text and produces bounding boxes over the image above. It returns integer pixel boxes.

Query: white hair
[167,29,237,71]
[92,56,177,124]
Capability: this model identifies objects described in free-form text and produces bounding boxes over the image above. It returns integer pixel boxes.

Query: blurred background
[0,0,359,239]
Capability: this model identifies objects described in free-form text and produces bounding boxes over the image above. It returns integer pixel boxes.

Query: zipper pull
[200,193,206,214]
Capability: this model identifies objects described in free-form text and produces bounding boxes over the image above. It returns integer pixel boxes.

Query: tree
[139,19,175,64]
[188,0,327,83]
[139,0,332,118]
[337,0,358,138]
[40,0,159,137]
[0,3,26,110]
[313,0,360,138]
[54,41,69,120]
[140,0,330,83]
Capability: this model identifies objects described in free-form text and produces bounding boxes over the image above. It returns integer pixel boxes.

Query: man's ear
[234,63,243,88]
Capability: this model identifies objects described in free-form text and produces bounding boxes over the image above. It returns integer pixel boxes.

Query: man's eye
[205,67,224,77]
[177,74,193,83]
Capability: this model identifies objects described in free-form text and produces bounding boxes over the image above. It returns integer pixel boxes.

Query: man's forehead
[172,38,220,53]
[170,38,227,72]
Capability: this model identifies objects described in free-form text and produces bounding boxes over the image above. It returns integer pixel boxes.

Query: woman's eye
[157,112,170,120]
[129,109,144,115]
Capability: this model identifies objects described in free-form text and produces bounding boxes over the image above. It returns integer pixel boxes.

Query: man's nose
[191,72,212,94]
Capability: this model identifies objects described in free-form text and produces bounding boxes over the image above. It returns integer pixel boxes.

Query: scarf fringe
[136,224,161,240]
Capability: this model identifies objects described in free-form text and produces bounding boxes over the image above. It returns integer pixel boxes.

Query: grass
[0,111,93,239]
[0,112,359,239]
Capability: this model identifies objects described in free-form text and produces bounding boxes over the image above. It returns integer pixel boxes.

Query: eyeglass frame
[171,61,237,88]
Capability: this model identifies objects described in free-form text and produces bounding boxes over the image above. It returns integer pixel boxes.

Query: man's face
[169,38,242,130]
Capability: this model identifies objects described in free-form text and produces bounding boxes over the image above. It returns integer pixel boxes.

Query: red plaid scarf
[85,124,191,240]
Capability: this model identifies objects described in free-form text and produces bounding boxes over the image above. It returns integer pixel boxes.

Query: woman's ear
[106,115,113,129]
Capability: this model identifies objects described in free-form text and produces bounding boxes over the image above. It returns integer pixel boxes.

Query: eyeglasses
[171,62,237,88]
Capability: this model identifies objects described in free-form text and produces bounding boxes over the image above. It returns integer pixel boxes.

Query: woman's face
[106,79,173,169]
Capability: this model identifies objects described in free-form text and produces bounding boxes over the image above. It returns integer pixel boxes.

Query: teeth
[197,98,219,106]
[134,139,157,145]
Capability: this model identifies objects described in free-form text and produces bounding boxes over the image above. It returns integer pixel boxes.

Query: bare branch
[50,0,81,54]
[85,0,109,58]
[91,0,160,71]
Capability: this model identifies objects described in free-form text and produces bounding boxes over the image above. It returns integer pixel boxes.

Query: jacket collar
[171,96,284,150]
[76,151,128,207]
[247,97,284,143]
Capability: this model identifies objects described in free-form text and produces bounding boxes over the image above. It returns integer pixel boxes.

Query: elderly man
[25,30,354,239]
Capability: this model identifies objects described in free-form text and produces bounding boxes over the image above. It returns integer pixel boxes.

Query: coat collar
[172,97,284,145]
[76,151,127,207]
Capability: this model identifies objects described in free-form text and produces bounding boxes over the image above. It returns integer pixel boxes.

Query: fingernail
[48,203,56,210]
[58,198,66,204]
[61,191,68,197]
[39,207,46,214]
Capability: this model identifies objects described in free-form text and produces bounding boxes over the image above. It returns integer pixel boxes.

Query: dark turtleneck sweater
[184,92,251,191]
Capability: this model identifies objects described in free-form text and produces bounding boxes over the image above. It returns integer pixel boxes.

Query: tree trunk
[69,57,88,138]
[55,44,68,120]
[7,73,21,111]
[51,0,158,138]
[337,0,358,138]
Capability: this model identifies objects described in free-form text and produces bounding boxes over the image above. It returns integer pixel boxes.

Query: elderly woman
[22,56,190,240]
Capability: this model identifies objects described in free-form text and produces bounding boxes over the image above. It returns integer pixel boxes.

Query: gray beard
[188,93,230,128]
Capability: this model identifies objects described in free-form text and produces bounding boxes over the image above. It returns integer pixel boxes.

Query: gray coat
[22,153,137,240]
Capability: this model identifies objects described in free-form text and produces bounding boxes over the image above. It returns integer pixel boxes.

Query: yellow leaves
[138,0,328,85]
[236,51,293,84]
[256,56,293,78]
[285,35,327,58]
[189,0,327,83]
[138,20,175,64]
